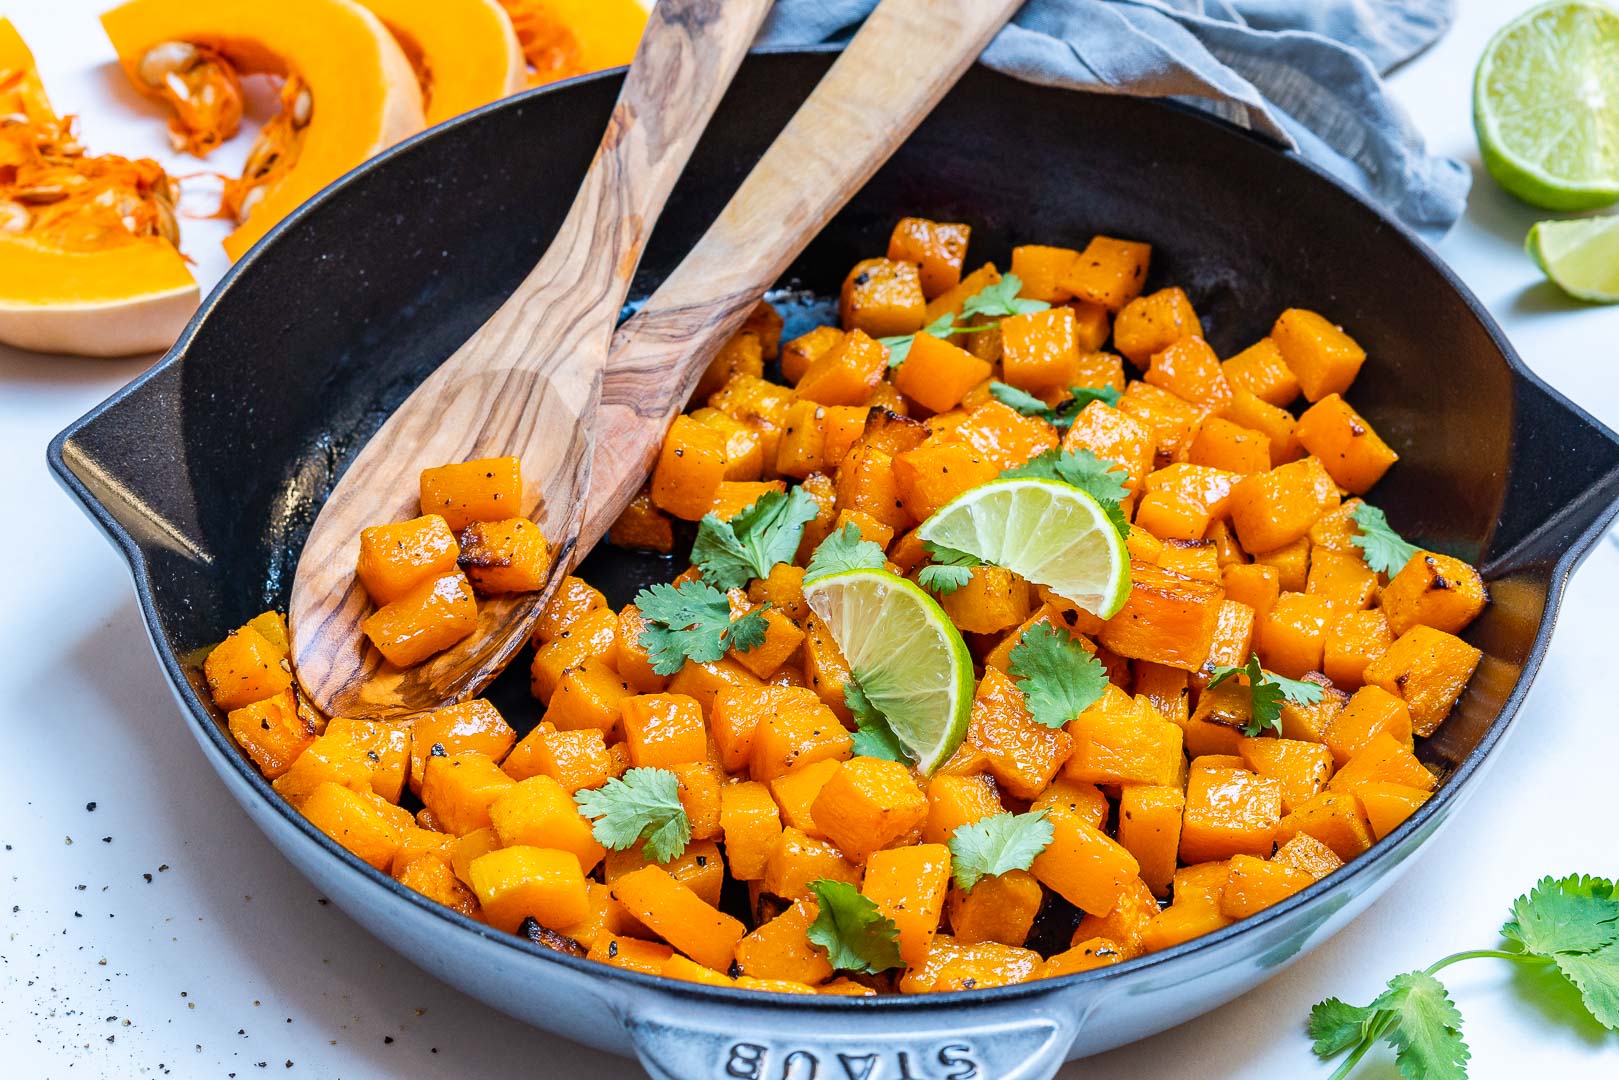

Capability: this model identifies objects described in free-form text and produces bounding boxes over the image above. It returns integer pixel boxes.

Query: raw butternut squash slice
[0,19,196,357]
[357,0,525,126]
[101,0,426,261]
[497,0,648,87]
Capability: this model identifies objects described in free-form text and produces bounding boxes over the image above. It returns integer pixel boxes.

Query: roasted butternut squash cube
[722,780,784,882]
[709,481,786,523]
[750,694,852,783]
[894,440,1002,521]
[409,698,515,792]
[925,261,1001,321]
[811,757,928,863]
[1219,853,1315,919]
[360,570,478,668]
[1271,308,1365,402]
[1181,679,1250,757]
[694,329,766,402]
[1117,784,1185,898]
[1222,389,1303,466]
[1237,736,1333,814]
[999,306,1082,395]
[1133,661,1191,725]
[1271,832,1345,880]
[610,489,676,554]
[1362,625,1482,736]
[947,869,1042,947]
[1256,591,1332,679]
[1277,678,1349,744]
[612,865,747,971]
[453,518,550,596]
[422,752,516,837]
[840,258,926,338]
[489,773,605,872]
[1141,901,1233,953]
[503,725,612,793]
[419,456,522,532]
[1254,536,1312,593]
[709,683,817,772]
[1179,766,1283,863]
[939,400,1059,471]
[863,844,951,967]
[298,781,410,871]
[271,728,376,804]
[708,374,796,470]
[730,606,806,681]
[768,758,842,838]
[665,656,763,716]
[892,331,993,413]
[1357,780,1433,840]
[735,898,834,984]
[651,415,730,521]
[1063,700,1185,787]
[1188,416,1271,475]
[782,325,844,386]
[1274,791,1374,861]
[530,606,621,702]
[544,658,632,739]
[227,689,317,780]
[777,400,867,479]
[800,614,855,719]
[1145,336,1231,410]
[964,667,1074,800]
[1061,235,1151,312]
[470,846,590,933]
[1323,608,1393,690]
[1117,381,1205,463]
[604,839,726,908]
[205,625,293,712]
[1029,777,1110,829]
[888,217,971,299]
[1324,686,1412,767]
[834,444,910,531]
[1062,401,1156,495]
[1222,338,1300,407]
[901,935,1044,992]
[1135,490,1211,542]
[1031,812,1141,916]
[1095,561,1225,671]
[1006,244,1077,302]
[244,611,290,655]
[324,717,411,803]
[357,514,461,606]
[1306,547,1378,611]
[1327,730,1435,795]
[1114,286,1202,368]
[1381,552,1488,637]
[1203,597,1257,672]
[938,565,1033,636]
[692,407,767,482]
[395,852,479,917]
[1041,937,1127,977]
[922,773,1004,844]
[1221,563,1280,623]
[1070,874,1158,960]
[1228,456,1340,554]
[1069,302,1112,353]
[1295,393,1397,493]
[618,693,707,770]
[743,300,784,360]
[534,576,607,644]
[763,827,862,899]
[588,932,674,973]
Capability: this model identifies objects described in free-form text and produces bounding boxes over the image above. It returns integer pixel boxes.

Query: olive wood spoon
[581,0,1025,551]
[289,0,773,719]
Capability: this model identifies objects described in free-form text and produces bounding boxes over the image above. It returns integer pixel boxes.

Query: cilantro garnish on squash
[805,879,904,974]
[947,810,1055,891]
[633,579,771,676]
[573,767,691,863]
[1206,653,1324,737]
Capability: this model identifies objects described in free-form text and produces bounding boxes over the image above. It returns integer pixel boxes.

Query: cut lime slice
[801,569,973,775]
[916,477,1131,619]
[1528,215,1619,301]
[1474,1,1619,211]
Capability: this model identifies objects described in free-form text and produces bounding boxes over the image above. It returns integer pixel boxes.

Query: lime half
[1474,1,1619,211]
[801,569,973,774]
[917,477,1131,619]
[1528,215,1619,300]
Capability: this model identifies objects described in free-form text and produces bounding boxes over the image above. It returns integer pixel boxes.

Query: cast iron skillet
[48,50,1619,1080]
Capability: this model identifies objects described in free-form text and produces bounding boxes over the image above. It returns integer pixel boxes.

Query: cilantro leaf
[1556,949,1619,1030]
[916,541,982,596]
[1207,653,1323,737]
[635,580,774,676]
[691,488,819,589]
[574,767,691,863]
[1308,997,1380,1057]
[999,448,1131,540]
[1373,971,1470,1080]
[1007,622,1110,728]
[1351,503,1422,576]
[803,522,887,583]
[989,381,1121,431]
[1502,875,1619,1030]
[845,680,909,764]
[947,811,1054,891]
[880,311,958,369]
[805,879,904,974]
[960,273,1050,320]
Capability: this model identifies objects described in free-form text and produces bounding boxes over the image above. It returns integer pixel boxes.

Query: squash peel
[0,18,196,357]
[102,0,427,261]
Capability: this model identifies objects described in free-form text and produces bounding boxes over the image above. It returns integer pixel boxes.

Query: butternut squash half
[0,18,196,357]
[360,0,526,126]
[102,0,427,261]
[497,0,648,87]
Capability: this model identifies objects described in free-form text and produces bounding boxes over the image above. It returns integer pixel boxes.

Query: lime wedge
[1474,1,1619,211]
[916,477,1131,619]
[1528,215,1619,301]
[801,569,973,775]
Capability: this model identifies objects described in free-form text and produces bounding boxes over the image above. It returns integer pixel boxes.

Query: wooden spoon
[289,0,774,719]
[582,0,1025,550]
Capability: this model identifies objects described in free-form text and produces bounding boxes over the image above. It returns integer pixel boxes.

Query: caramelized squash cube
[1114,286,1202,368]
[651,415,729,521]
[1271,832,1345,880]
[769,758,842,838]
[1256,591,1332,679]
[1357,781,1433,840]
[782,325,844,386]
[947,869,1043,947]
[1063,701,1185,787]
[1117,381,1204,463]
[408,697,515,792]
[894,440,1002,521]
[964,667,1073,800]
[1095,561,1225,672]
[1295,393,1398,493]
[1324,686,1413,767]
[422,752,517,837]
[455,518,550,595]
[1237,736,1333,814]
[1221,389,1302,466]
[356,514,460,605]
[1380,552,1488,638]
[503,725,612,793]
[1061,401,1156,495]
[863,844,951,967]
[205,626,293,712]
[609,490,675,553]
[298,781,410,871]
[612,865,746,971]
[227,689,317,780]
[1218,853,1315,919]
[1222,338,1300,407]
[1271,309,1365,402]
[1327,731,1435,795]
[735,898,834,984]
[489,774,605,872]
[888,217,971,299]
[1274,791,1374,861]
[470,846,590,933]
[534,576,607,644]
[1118,784,1185,897]
[1179,766,1283,863]
[893,331,993,413]
[1060,235,1151,312]
[840,258,926,339]
[721,780,784,881]
[1362,625,1482,736]
[922,773,1005,845]
[1188,417,1271,475]
[1029,777,1110,830]
[811,757,928,863]
[1228,456,1340,553]
[750,694,853,783]
[1000,306,1082,395]
[1145,335,1231,410]
[419,456,522,532]
[1323,608,1394,690]
[763,827,862,899]
[1030,812,1141,916]
[619,693,707,770]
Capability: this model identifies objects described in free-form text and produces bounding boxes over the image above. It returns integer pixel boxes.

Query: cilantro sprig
[989,381,1122,431]
[881,273,1050,369]
[1007,622,1110,728]
[1351,502,1422,576]
[803,522,887,583]
[634,579,771,676]
[916,541,982,596]
[573,767,691,863]
[1310,874,1619,1079]
[844,680,909,764]
[1205,653,1323,737]
[805,879,904,974]
[948,810,1055,892]
[691,488,819,590]
[1000,447,1131,540]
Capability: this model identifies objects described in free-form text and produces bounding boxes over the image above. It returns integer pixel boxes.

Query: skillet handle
[619,997,1082,1080]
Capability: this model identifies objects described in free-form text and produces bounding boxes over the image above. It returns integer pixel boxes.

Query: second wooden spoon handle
[585,0,1025,547]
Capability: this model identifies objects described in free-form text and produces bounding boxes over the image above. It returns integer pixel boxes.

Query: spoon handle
[583,0,1025,549]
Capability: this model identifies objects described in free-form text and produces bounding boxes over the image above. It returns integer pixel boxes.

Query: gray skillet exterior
[48,50,1619,1079]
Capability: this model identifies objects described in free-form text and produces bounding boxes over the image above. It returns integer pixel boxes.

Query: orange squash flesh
[357,0,524,126]
[497,0,648,88]
[102,0,427,260]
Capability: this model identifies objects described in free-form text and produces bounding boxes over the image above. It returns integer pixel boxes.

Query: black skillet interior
[53,52,1619,786]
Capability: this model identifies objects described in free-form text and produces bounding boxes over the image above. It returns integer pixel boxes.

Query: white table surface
[3,1,1616,1076]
